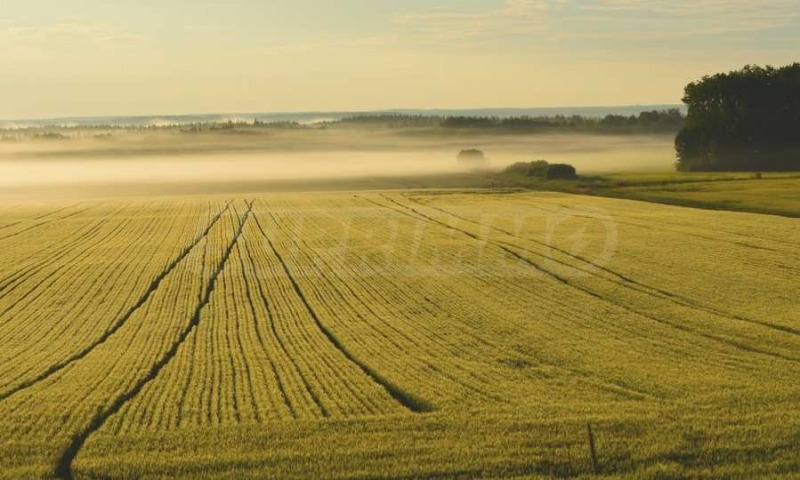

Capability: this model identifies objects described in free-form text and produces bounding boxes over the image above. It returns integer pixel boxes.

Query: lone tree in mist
[457,149,487,168]
[676,64,800,171]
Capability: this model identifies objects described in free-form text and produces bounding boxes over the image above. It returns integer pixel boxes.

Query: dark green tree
[676,64,800,171]
[545,164,577,180]
[504,160,550,176]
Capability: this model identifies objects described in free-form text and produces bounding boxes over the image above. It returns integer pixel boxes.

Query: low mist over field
[3,1,800,478]
[0,127,674,199]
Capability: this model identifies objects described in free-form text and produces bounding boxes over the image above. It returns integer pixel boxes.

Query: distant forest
[676,64,800,172]
[331,109,684,134]
[1,109,685,140]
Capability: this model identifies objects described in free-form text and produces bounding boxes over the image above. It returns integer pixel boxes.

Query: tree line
[4,110,687,139]
[328,110,685,134]
[676,64,800,171]
[439,110,684,133]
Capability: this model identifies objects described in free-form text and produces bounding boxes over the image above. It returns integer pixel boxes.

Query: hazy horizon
[0,104,685,126]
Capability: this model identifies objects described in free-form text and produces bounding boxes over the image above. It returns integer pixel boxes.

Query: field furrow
[381,193,800,362]
[0,200,239,478]
[0,201,231,401]
[0,204,99,243]
[54,202,253,479]
[0,190,797,479]
[348,194,799,397]
[259,197,672,406]
[0,202,224,393]
[100,203,412,438]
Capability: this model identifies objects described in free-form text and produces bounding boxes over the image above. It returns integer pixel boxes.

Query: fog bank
[0,129,675,199]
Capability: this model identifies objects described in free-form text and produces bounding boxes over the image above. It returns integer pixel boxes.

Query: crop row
[0,200,242,478]
[396,192,800,344]
[0,193,798,478]
[0,201,228,398]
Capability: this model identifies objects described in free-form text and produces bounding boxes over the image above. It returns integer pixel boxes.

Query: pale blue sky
[2,0,798,118]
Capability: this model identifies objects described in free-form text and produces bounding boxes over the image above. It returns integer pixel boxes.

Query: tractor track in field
[0,204,99,242]
[0,221,22,231]
[54,201,252,480]
[264,208,502,404]
[306,195,660,403]
[0,202,232,403]
[403,196,800,339]
[0,204,127,295]
[370,195,800,365]
[32,203,85,220]
[0,202,208,359]
[237,225,330,418]
[252,210,433,414]
[536,198,800,250]
[0,203,182,345]
[236,234,299,419]
[0,204,139,352]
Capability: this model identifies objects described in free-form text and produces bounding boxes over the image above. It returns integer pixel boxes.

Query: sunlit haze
[3,0,799,119]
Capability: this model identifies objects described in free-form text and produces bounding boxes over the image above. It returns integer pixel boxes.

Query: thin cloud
[0,19,143,44]
[255,36,389,57]
[392,0,800,43]
[575,0,800,37]
[392,0,561,41]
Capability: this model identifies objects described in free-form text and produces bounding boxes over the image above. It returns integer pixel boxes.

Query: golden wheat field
[0,191,798,479]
